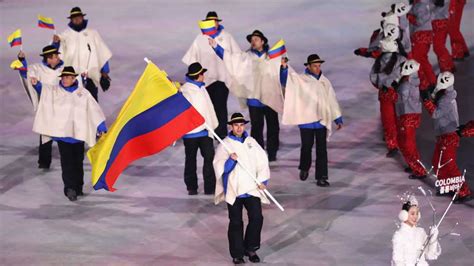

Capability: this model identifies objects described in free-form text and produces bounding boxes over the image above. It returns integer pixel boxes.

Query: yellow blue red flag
[87,61,204,191]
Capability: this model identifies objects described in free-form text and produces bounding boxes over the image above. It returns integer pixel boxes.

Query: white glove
[429,226,439,244]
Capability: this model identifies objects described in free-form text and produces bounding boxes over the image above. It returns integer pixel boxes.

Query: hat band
[42,49,58,54]
[230,116,245,122]
[70,11,83,15]
[206,16,219,20]
[308,59,323,64]
[188,68,203,76]
[61,71,77,76]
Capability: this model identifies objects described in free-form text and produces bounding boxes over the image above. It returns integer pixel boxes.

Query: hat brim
[58,73,79,77]
[186,68,207,77]
[304,60,325,66]
[40,51,61,57]
[246,34,268,44]
[68,13,86,19]
[205,18,222,22]
[227,119,250,125]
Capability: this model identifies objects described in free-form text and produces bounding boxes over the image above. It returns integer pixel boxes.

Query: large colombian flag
[87,61,205,191]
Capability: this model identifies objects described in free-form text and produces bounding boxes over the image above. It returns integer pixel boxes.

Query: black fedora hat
[58,66,79,77]
[186,62,207,77]
[246,30,268,44]
[205,11,222,22]
[304,54,325,66]
[68,7,86,19]
[39,45,61,57]
[227,112,250,125]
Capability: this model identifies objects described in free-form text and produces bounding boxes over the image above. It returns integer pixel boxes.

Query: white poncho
[282,70,342,136]
[222,50,284,113]
[58,27,112,87]
[213,134,271,205]
[180,82,218,137]
[182,30,241,88]
[33,83,106,147]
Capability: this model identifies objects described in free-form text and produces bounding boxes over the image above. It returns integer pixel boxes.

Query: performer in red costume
[431,0,455,72]
[448,0,470,60]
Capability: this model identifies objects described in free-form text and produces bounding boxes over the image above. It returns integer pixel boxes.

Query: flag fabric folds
[7,29,22,47]
[198,20,218,36]
[10,59,26,71]
[38,15,55,30]
[268,39,287,59]
[87,61,205,191]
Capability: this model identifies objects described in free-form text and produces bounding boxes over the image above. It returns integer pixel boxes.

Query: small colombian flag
[198,20,218,36]
[10,59,26,71]
[38,15,55,30]
[7,29,22,47]
[268,39,287,59]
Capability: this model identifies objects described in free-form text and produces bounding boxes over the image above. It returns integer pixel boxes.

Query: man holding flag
[209,30,284,161]
[180,62,219,195]
[213,113,270,264]
[88,59,206,193]
[13,45,65,169]
[52,6,112,102]
[182,11,241,139]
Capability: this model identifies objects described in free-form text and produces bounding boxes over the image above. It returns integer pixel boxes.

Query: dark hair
[409,0,415,5]
[188,74,201,81]
[434,0,445,7]
[374,52,399,75]
[402,201,412,211]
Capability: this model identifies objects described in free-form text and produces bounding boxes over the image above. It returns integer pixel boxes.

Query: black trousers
[299,128,328,180]
[183,136,216,193]
[227,196,263,259]
[38,136,52,167]
[57,141,85,195]
[206,81,229,139]
[248,106,280,159]
[85,78,99,102]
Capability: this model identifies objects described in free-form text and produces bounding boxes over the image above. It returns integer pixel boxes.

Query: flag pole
[204,122,284,212]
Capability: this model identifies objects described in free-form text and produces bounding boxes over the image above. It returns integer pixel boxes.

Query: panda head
[401,59,420,76]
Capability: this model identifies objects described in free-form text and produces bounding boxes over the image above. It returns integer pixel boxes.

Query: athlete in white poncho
[280,54,343,186]
[53,6,112,102]
[182,11,241,139]
[15,45,66,169]
[31,66,106,202]
[209,30,282,161]
[213,113,269,264]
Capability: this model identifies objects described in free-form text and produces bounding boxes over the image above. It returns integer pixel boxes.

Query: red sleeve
[423,100,436,116]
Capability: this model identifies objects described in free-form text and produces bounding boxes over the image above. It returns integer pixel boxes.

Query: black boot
[299,170,309,181]
[232,257,245,264]
[66,188,77,201]
[245,251,261,263]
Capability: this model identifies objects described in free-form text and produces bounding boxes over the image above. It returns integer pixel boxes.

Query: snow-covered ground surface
[1,1,473,265]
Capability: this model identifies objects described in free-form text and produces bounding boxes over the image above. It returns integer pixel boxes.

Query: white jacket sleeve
[424,233,441,261]
[391,231,406,266]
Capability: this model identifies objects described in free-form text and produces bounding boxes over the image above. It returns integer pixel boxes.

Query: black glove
[434,89,446,104]
[427,84,436,94]
[456,124,466,137]
[420,89,431,101]
[100,74,111,92]
[391,80,400,90]
[381,86,389,92]
[354,49,361,56]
